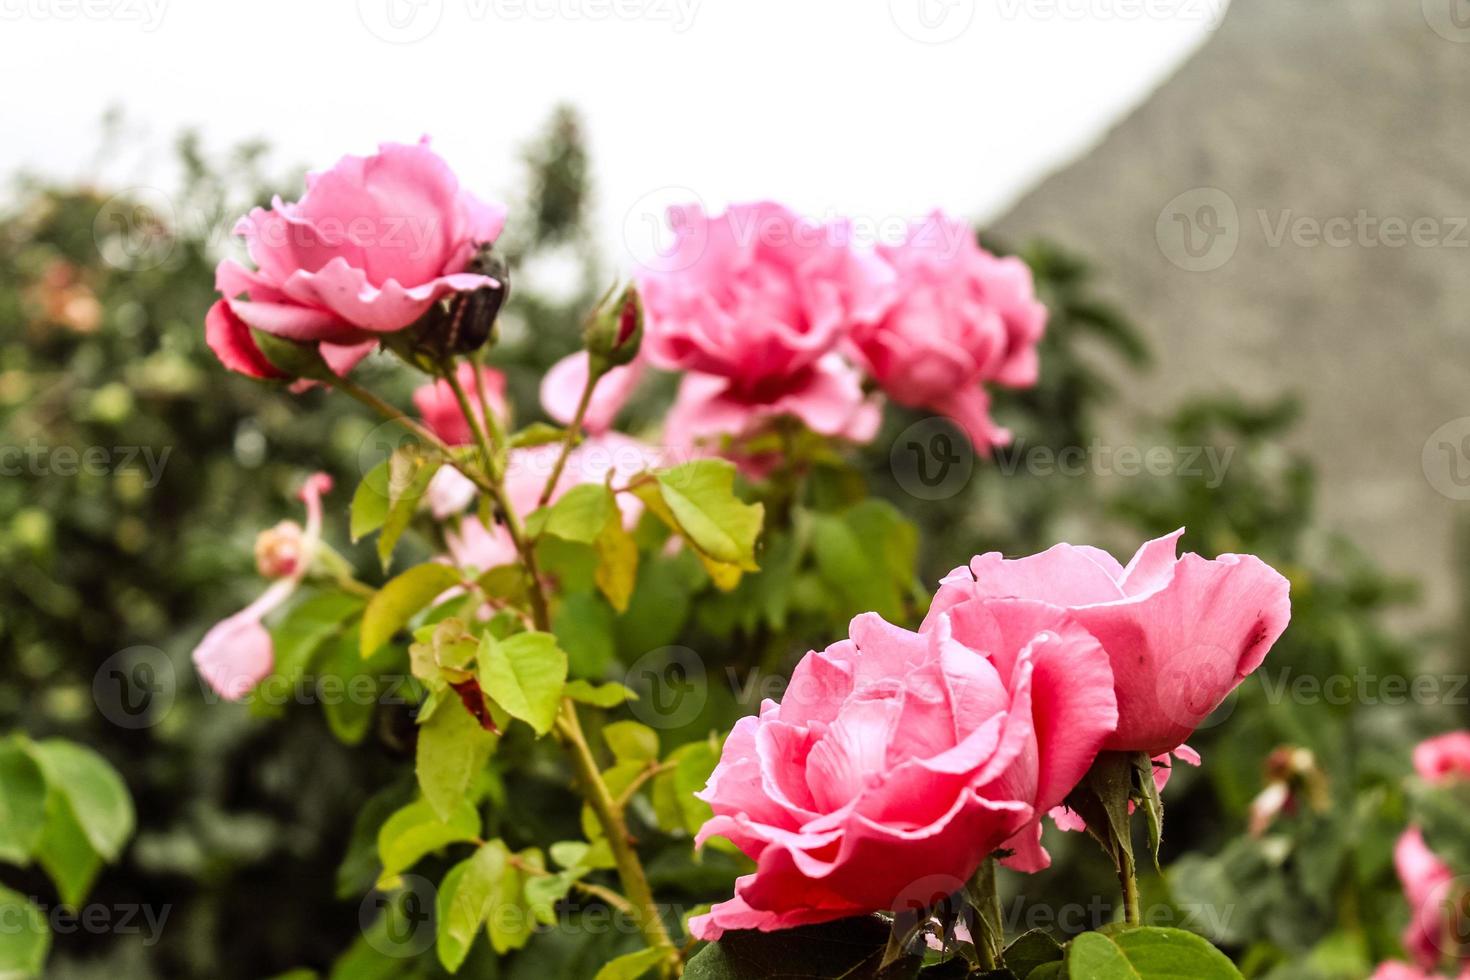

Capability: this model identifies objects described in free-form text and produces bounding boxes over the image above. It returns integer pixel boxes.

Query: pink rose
[412,363,509,447]
[206,139,505,378]
[926,529,1291,757]
[690,605,1118,939]
[193,473,332,700]
[1396,827,1460,970]
[1415,732,1470,785]
[665,353,881,455]
[847,212,1045,451]
[637,202,893,444]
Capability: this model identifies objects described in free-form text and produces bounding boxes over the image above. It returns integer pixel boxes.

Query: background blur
[4,0,1470,977]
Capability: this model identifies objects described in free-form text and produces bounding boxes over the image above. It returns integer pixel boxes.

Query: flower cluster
[630,203,1046,457]
[1372,733,1470,980]
[190,139,1298,977]
[691,530,1291,938]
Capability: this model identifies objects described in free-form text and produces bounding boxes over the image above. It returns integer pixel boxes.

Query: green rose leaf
[530,483,614,544]
[360,563,464,658]
[478,631,567,736]
[641,460,763,571]
[602,721,660,764]
[523,867,584,924]
[1003,929,1064,979]
[810,500,919,623]
[376,798,480,882]
[564,680,636,708]
[350,458,391,542]
[652,736,720,836]
[0,739,47,866]
[0,885,50,979]
[26,740,134,863]
[34,792,102,907]
[377,446,444,571]
[1064,927,1242,979]
[436,840,508,973]
[416,695,499,823]
[594,515,640,613]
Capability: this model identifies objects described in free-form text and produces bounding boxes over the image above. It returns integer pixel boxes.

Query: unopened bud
[255,520,304,579]
[585,282,642,372]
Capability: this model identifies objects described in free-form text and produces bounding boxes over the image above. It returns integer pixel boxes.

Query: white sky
[0,0,1227,266]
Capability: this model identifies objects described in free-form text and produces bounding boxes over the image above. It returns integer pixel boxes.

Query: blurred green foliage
[0,108,1461,979]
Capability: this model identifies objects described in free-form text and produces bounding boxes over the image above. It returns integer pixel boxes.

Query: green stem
[439,362,551,631]
[556,702,680,968]
[444,364,674,968]
[538,364,600,508]
[328,367,674,968]
[327,374,459,464]
[1119,844,1142,927]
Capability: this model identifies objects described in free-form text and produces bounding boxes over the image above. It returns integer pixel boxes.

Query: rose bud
[254,520,305,579]
[584,282,643,372]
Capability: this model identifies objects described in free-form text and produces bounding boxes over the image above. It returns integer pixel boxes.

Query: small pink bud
[255,521,304,579]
